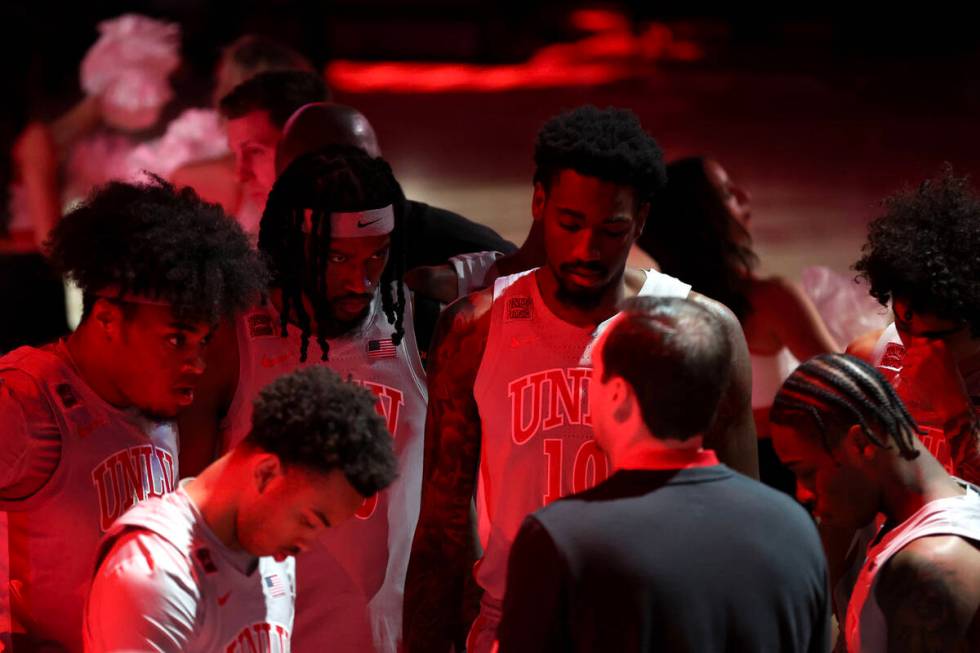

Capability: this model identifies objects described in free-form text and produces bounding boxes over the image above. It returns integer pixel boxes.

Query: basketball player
[274,101,526,297]
[0,178,266,652]
[85,366,397,653]
[770,353,980,652]
[178,146,428,652]
[853,166,980,483]
[403,105,759,652]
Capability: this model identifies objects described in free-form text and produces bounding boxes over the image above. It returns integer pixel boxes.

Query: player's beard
[316,294,374,339]
[555,262,616,310]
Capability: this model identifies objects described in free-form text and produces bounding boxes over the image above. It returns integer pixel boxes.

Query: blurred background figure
[638,156,840,494]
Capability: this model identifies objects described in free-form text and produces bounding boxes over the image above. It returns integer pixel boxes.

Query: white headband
[302,205,395,238]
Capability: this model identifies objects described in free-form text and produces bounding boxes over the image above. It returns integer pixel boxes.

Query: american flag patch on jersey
[264,573,287,597]
[367,338,397,359]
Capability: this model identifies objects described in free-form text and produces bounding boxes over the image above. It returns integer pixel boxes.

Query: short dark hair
[222,34,313,76]
[246,366,397,497]
[533,105,667,205]
[854,165,980,336]
[46,176,267,325]
[260,145,408,363]
[602,297,731,440]
[770,353,921,460]
[219,70,331,128]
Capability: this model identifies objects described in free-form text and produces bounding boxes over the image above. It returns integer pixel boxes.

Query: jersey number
[542,438,609,505]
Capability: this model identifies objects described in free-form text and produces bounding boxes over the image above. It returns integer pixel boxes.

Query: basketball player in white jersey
[770,353,980,652]
[178,146,429,652]
[85,366,396,652]
[275,101,531,307]
[0,178,266,652]
[404,105,759,653]
[851,167,980,484]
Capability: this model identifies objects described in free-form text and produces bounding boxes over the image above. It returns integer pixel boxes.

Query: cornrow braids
[771,353,921,460]
[259,145,407,363]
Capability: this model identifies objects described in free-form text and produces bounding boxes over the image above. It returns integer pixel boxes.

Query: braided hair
[259,145,407,362]
[770,353,921,460]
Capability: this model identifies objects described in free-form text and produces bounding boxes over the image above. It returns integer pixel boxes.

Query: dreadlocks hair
[46,175,267,325]
[854,164,980,336]
[259,144,407,362]
[533,105,667,206]
[770,353,921,460]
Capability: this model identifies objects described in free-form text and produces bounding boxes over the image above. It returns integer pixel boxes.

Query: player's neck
[880,449,965,525]
[65,328,130,410]
[184,454,243,552]
[535,266,632,328]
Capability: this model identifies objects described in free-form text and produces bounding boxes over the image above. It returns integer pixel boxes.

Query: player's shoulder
[687,290,742,334]
[97,528,201,600]
[0,365,59,428]
[878,534,980,609]
[88,528,202,646]
[439,285,494,336]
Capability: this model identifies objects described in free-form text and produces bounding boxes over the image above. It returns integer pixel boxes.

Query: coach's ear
[253,454,284,494]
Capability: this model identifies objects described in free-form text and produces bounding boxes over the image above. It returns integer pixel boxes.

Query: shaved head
[276,102,382,174]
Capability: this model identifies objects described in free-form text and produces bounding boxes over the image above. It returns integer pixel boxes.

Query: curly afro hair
[246,366,397,497]
[46,176,268,325]
[534,105,666,205]
[854,165,980,335]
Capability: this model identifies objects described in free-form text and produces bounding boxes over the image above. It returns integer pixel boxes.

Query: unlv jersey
[472,268,691,603]
[0,343,178,652]
[87,485,295,652]
[222,287,427,653]
[872,323,980,483]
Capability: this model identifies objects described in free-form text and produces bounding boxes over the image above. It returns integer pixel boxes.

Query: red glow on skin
[327,15,703,94]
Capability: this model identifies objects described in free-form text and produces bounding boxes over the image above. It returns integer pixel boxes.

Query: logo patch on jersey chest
[506,297,533,321]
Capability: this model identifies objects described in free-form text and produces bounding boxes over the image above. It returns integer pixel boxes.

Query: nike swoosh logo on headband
[358,217,383,227]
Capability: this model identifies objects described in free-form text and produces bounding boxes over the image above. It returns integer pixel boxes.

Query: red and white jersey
[845,481,980,653]
[85,485,295,653]
[872,323,980,482]
[222,287,427,653]
[0,344,178,652]
[472,268,691,603]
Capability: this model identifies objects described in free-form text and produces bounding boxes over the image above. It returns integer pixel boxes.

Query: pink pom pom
[80,14,181,132]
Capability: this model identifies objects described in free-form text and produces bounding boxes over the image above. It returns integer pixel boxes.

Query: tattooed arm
[876,536,980,652]
[689,292,760,479]
[404,289,493,652]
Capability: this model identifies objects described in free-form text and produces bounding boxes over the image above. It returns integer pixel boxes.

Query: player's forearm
[404,512,478,653]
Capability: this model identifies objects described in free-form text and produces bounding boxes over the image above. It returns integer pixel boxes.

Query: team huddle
[2,41,980,653]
